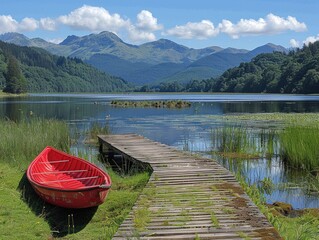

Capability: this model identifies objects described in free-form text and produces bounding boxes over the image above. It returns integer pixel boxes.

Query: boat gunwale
[30,182,111,193]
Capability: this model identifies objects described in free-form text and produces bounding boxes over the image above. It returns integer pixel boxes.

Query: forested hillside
[0,41,129,93]
[185,42,319,94]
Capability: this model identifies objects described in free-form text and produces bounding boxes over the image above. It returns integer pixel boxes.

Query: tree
[3,56,27,94]
[302,69,319,93]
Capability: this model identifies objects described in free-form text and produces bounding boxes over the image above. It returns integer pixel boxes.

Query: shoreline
[0,91,28,98]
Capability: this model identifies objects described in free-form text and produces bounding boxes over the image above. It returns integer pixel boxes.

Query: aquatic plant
[210,125,259,157]
[258,177,274,195]
[111,100,191,108]
[259,129,278,158]
[280,124,319,171]
[87,120,111,144]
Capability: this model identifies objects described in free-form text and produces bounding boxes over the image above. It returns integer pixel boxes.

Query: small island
[111,100,191,108]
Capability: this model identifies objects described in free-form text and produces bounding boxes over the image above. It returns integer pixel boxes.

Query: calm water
[1,93,319,209]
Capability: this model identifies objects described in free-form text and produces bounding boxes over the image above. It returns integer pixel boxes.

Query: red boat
[27,146,111,208]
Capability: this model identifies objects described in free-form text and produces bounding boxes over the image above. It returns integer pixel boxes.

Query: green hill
[0,41,130,93]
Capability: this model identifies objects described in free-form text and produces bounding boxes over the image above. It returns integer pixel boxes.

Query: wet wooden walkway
[98,134,281,240]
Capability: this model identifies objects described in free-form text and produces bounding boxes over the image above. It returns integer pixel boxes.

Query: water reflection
[1,93,319,209]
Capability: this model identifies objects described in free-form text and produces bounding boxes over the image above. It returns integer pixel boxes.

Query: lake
[1,93,319,209]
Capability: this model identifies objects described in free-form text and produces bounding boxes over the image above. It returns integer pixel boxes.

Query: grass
[210,212,220,228]
[133,184,156,231]
[280,124,319,171]
[0,117,70,168]
[0,118,150,239]
[237,231,251,240]
[210,125,262,158]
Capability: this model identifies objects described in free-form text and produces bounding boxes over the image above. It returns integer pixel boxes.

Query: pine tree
[3,56,27,94]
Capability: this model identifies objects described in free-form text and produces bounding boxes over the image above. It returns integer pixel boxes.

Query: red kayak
[27,146,111,208]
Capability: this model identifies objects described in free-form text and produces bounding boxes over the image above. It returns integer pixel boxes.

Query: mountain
[156,44,286,84]
[248,43,288,56]
[0,32,69,56]
[0,32,31,46]
[0,32,287,86]
[0,40,129,92]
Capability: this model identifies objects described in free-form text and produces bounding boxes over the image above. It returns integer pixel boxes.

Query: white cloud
[47,38,64,44]
[128,28,156,42]
[165,13,306,40]
[0,15,18,33]
[136,10,162,31]
[303,34,319,46]
[126,10,162,42]
[19,17,39,31]
[58,5,129,32]
[290,39,300,48]
[219,13,307,39]
[289,34,319,48]
[0,15,40,33]
[57,5,162,42]
[40,18,56,31]
[165,20,219,39]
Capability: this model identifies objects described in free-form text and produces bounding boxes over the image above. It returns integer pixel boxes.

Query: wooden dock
[98,134,281,240]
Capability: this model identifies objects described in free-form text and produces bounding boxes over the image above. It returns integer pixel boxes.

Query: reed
[0,118,69,168]
[259,129,278,158]
[86,120,111,144]
[280,124,319,171]
[211,125,260,158]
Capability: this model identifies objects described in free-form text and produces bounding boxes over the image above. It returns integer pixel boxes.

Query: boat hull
[31,184,108,208]
[27,146,111,208]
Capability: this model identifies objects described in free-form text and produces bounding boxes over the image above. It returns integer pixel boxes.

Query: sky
[0,0,318,50]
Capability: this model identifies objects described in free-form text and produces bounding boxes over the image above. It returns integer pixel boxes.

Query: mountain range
[0,32,287,86]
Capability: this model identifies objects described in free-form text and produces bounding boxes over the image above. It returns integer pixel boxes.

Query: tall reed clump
[87,120,111,144]
[280,124,319,171]
[211,126,257,156]
[0,118,69,169]
[259,129,278,158]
